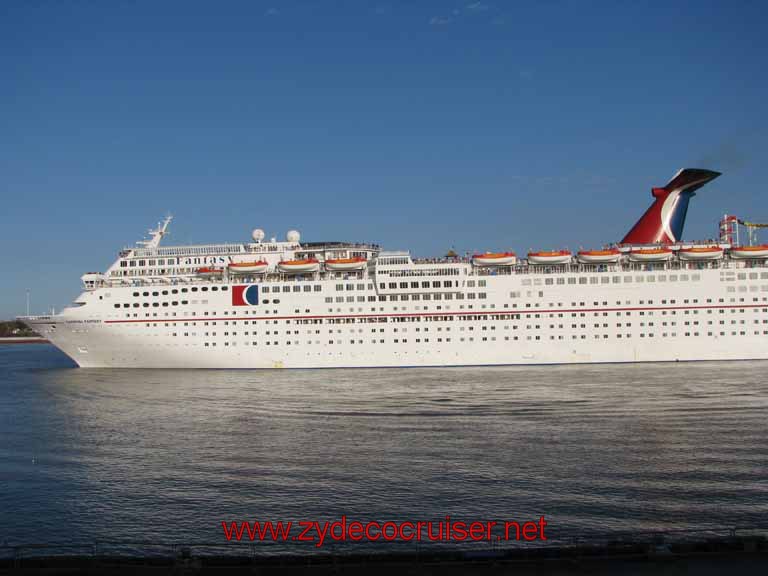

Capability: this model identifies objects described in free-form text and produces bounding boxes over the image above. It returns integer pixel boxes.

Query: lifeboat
[628,248,673,262]
[325,257,367,271]
[729,245,768,259]
[472,252,517,266]
[527,250,572,265]
[278,258,320,274]
[228,261,269,274]
[678,246,724,261]
[577,249,621,264]
[196,266,223,277]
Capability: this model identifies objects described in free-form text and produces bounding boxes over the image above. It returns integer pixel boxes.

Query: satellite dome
[251,228,265,242]
[286,230,301,243]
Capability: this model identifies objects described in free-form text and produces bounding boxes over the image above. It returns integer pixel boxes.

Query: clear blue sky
[1,0,767,318]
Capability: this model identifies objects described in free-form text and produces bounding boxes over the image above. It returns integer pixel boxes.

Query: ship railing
[301,242,381,250]
[94,257,768,288]
[412,257,472,264]
[101,271,370,289]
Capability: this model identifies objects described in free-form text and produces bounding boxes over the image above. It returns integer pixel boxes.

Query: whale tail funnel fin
[620,168,721,245]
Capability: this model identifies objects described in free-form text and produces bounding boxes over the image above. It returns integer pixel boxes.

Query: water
[1,344,767,553]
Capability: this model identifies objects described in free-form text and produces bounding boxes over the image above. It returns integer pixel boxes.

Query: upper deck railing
[125,241,381,259]
[86,255,768,290]
[127,243,287,258]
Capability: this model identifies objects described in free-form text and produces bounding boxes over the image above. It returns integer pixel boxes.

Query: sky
[1,0,767,318]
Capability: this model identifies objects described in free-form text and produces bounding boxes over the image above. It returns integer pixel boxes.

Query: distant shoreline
[0,337,49,345]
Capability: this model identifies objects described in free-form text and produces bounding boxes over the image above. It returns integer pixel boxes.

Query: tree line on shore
[0,320,39,337]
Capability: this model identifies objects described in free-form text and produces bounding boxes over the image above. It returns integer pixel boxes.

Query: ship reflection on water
[1,344,767,552]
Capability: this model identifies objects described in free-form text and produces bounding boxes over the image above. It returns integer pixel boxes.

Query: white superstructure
[19,169,768,369]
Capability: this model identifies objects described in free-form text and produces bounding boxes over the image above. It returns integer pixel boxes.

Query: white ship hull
[24,266,768,368]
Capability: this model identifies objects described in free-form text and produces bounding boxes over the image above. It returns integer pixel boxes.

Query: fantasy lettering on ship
[18,167,768,369]
[182,256,231,266]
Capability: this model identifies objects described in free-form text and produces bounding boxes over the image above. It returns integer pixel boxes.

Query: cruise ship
[20,168,768,368]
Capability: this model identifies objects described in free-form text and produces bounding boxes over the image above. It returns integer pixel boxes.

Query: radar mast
[137,215,173,249]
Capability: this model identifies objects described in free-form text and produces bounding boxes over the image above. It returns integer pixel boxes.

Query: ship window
[221,286,228,291]
[211,287,218,291]
[283,286,290,293]
[143,292,149,296]
[182,288,188,293]
[133,292,139,297]
[191,287,198,292]
[202,287,208,292]
[114,304,120,308]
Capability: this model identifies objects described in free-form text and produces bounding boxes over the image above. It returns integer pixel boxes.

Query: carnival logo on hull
[232,285,259,306]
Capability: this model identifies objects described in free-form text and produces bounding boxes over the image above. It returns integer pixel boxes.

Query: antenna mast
[137,215,173,249]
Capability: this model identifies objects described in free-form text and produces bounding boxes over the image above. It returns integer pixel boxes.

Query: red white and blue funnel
[621,168,721,245]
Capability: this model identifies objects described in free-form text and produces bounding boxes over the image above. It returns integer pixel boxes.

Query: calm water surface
[1,345,767,551]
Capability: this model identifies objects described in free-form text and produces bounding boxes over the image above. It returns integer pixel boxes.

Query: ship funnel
[621,168,721,244]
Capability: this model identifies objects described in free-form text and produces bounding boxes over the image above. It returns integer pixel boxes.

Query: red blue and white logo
[232,285,259,306]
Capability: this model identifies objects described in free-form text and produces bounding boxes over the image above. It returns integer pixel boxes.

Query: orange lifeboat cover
[472,251,516,258]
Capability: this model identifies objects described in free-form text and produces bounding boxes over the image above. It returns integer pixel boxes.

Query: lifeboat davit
[325,257,367,271]
[628,248,673,262]
[196,266,223,277]
[527,250,572,265]
[228,261,269,274]
[472,252,517,266]
[678,246,724,261]
[577,249,621,264]
[729,245,768,259]
[278,258,320,274]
